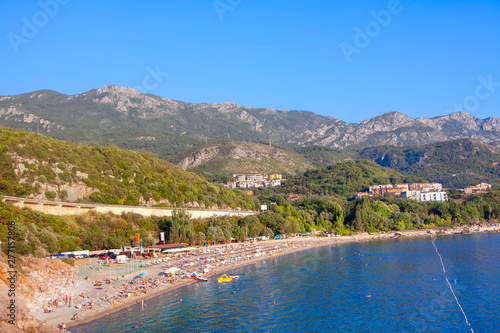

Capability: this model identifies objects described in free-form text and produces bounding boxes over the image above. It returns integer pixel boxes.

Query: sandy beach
[28,224,500,331]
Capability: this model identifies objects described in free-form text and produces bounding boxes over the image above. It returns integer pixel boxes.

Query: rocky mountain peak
[96,84,144,99]
[359,111,414,130]
[0,85,499,152]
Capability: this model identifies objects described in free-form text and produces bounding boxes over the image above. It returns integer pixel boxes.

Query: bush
[45,191,57,200]
[59,190,68,201]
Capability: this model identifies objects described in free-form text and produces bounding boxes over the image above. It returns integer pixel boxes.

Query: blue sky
[1,0,499,123]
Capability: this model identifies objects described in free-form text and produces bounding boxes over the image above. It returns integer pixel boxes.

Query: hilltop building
[357,182,447,202]
[402,190,447,202]
[462,183,491,194]
[410,182,442,192]
[225,174,283,189]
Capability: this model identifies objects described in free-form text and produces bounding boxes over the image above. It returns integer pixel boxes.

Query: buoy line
[432,237,474,332]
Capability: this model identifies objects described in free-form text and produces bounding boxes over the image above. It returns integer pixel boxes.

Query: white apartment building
[403,190,447,202]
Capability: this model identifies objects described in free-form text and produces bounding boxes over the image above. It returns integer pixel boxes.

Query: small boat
[217,274,232,283]
[196,276,208,281]
[229,274,239,279]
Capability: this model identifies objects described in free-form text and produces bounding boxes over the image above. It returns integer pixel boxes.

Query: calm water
[70,233,500,333]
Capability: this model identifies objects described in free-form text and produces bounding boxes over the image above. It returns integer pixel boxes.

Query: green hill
[275,160,424,196]
[359,139,500,188]
[170,139,318,181]
[0,127,257,209]
[290,145,355,167]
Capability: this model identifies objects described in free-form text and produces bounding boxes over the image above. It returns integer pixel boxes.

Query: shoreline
[30,225,499,331]
[64,237,340,330]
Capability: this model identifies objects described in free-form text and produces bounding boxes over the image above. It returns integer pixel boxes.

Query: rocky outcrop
[0,262,59,333]
[177,146,221,170]
[10,153,99,202]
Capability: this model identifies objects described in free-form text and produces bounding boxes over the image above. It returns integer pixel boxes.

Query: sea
[70,233,500,332]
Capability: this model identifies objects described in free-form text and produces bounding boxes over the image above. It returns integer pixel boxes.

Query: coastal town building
[410,182,442,192]
[462,183,491,194]
[225,174,284,189]
[357,182,448,202]
[402,190,448,202]
[419,191,447,202]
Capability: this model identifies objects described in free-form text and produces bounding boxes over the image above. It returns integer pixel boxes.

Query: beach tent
[165,267,181,274]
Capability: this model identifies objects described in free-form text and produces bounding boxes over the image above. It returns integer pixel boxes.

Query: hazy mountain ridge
[1,85,500,155]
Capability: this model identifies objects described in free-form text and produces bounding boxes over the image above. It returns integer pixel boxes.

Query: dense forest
[0,126,257,209]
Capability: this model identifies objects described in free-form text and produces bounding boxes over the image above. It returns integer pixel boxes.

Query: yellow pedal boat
[217,274,232,283]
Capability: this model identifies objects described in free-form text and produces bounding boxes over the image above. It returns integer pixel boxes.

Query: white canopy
[164,267,181,274]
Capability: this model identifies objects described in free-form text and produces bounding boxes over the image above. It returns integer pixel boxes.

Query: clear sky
[1,0,499,123]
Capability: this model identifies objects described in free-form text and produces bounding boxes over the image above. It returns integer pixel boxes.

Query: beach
[27,225,500,331]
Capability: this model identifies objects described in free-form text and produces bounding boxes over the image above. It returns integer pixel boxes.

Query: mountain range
[1,85,500,159]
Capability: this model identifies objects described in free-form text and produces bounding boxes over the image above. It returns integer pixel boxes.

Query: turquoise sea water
[70,233,500,332]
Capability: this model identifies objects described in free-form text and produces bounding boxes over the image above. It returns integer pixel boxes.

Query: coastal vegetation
[2,188,499,256]
[1,127,499,257]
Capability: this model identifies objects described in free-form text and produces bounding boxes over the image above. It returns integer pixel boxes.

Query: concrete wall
[1,195,255,218]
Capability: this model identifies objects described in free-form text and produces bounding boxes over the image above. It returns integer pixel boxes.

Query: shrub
[45,191,57,200]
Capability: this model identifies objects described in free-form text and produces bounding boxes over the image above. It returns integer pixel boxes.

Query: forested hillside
[171,139,316,182]
[359,139,500,188]
[272,160,423,196]
[1,179,499,257]
[0,127,257,209]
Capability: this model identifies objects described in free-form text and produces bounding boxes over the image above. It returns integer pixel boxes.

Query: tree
[240,215,262,238]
